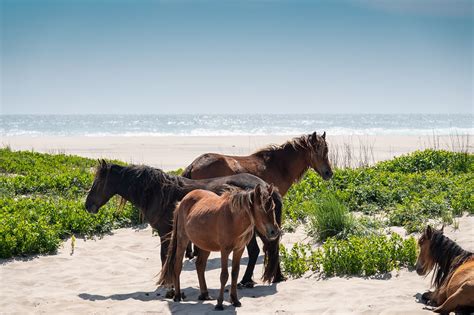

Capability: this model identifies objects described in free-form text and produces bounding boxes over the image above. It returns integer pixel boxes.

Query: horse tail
[262,191,286,283]
[182,164,193,179]
[157,203,181,286]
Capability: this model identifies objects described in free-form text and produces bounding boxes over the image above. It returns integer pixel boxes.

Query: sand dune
[1,216,472,314]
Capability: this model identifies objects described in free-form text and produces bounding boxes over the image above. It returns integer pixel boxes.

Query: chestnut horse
[182,131,333,285]
[182,132,333,196]
[158,184,280,310]
[416,225,474,313]
[84,160,282,285]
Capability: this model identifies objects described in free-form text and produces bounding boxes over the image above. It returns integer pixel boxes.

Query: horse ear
[268,184,274,195]
[253,184,262,202]
[311,131,317,141]
[440,224,445,233]
[322,131,326,140]
[426,225,433,238]
[101,159,107,167]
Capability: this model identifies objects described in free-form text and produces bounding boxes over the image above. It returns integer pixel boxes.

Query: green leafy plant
[280,234,417,278]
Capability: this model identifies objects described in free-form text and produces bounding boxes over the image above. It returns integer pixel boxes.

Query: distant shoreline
[2,134,472,171]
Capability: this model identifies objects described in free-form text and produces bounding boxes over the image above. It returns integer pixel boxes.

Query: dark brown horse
[183,131,332,196]
[84,160,283,285]
[416,225,474,313]
[182,131,332,285]
[158,185,280,310]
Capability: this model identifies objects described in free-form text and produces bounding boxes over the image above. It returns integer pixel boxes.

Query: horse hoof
[273,274,287,283]
[215,304,224,311]
[237,280,256,289]
[198,293,212,301]
[232,301,242,307]
[173,297,181,302]
[165,289,175,299]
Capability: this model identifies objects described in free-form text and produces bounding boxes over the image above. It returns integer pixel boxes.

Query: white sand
[1,216,472,314]
[2,135,471,170]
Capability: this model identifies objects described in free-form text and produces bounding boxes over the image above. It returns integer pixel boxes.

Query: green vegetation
[280,234,417,278]
[0,148,139,259]
[280,149,471,278]
[306,193,356,241]
[1,147,471,281]
[284,150,473,233]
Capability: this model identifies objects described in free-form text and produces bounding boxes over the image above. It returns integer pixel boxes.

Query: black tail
[262,191,286,283]
[157,204,180,286]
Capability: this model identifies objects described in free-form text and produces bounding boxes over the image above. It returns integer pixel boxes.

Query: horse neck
[111,166,145,209]
[228,195,255,247]
[267,147,311,195]
[432,235,472,288]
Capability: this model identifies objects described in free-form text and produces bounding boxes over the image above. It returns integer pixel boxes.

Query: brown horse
[158,184,280,311]
[182,131,332,285]
[182,131,333,196]
[84,161,283,285]
[416,225,474,314]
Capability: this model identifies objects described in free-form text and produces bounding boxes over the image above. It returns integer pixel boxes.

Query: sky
[1,0,472,114]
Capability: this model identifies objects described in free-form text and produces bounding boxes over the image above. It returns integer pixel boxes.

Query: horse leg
[216,249,231,311]
[196,249,212,300]
[434,281,474,314]
[172,236,189,302]
[239,233,258,288]
[185,242,195,259]
[230,247,244,307]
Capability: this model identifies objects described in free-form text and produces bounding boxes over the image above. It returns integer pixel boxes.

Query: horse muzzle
[266,226,281,241]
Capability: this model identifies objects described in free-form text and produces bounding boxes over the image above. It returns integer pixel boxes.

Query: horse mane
[96,161,187,217]
[253,133,316,157]
[429,229,473,289]
[252,133,328,182]
[225,188,257,247]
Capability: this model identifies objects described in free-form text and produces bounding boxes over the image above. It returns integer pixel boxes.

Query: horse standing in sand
[416,225,474,314]
[182,131,333,285]
[158,184,280,310]
[84,160,283,284]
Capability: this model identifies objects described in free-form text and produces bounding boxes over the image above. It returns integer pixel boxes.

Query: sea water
[1,114,472,136]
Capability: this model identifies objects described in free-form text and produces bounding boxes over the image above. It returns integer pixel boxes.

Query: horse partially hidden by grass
[84,160,283,285]
[158,184,280,311]
[416,225,474,314]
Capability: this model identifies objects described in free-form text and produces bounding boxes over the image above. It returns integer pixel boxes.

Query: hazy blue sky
[1,0,472,114]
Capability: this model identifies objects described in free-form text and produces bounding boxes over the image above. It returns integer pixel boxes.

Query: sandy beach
[1,134,472,314]
[1,216,472,314]
[1,135,471,170]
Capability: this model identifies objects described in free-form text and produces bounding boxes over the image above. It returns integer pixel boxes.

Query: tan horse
[416,225,474,314]
[158,184,280,311]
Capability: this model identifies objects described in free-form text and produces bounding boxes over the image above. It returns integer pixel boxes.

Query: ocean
[1,114,472,137]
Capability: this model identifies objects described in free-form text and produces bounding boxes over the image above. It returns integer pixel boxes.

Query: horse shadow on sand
[79,254,276,314]
[79,282,277,314]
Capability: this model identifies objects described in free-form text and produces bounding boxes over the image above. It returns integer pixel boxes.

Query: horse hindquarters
[434,281,474,313]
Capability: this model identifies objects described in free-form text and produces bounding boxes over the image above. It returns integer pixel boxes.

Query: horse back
[183,153,258,179]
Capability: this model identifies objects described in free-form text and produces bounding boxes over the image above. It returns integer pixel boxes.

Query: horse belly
[184,214,221,252]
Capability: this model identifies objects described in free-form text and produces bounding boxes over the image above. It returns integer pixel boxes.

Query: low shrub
[280,234,417,278]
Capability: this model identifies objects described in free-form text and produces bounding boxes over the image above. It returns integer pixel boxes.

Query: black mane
[429,230,473,288]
